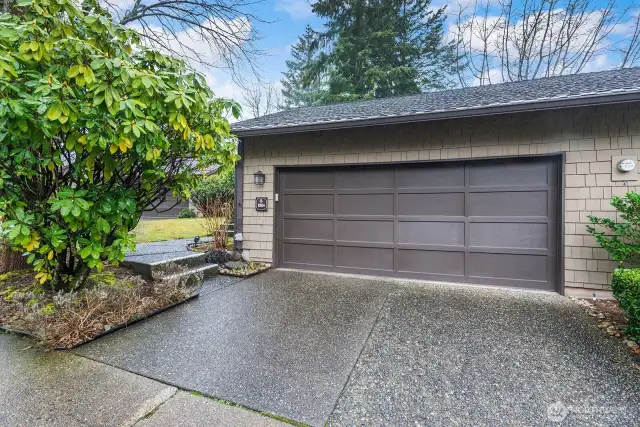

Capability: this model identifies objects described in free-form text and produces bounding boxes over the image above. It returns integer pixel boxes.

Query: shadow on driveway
[76,270,640,426]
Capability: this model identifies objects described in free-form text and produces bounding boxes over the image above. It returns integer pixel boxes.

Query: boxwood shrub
[178,208,197,219]
[611,268,640,340]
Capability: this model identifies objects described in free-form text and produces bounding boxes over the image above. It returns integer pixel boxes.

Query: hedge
[611,268,640,340]
[191,170,235,207]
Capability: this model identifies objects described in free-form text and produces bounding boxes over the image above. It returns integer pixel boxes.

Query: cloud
[449,4,624,84]
[100,0,136,18]
[128,16,252,71]
[275,0,313,19]
[472,68,505,86]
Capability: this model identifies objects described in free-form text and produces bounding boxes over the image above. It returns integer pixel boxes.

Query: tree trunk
[0,245,27,274]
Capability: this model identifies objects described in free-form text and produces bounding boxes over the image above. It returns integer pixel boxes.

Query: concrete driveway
[76,270,640,426]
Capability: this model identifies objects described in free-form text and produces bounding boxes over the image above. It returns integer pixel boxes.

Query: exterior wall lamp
[254,170,265,185]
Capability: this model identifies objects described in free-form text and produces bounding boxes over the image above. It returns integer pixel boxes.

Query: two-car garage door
[276,156,561,291]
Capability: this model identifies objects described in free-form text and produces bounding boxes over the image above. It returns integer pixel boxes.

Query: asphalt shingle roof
[232,67,640,136]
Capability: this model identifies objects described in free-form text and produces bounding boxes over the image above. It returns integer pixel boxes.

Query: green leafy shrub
[178,208,197,219]
[611,268,640,340]
[0,0,239,290]
[191,170,235,207]
[587,192,640,266]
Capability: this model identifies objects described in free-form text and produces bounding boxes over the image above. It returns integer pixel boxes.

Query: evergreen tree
[304,0,459,103]
[280,25,326,108]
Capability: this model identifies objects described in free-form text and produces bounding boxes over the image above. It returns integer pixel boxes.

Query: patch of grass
[260,411,310,427]
[132,218,206,243]
[185,389,309,426]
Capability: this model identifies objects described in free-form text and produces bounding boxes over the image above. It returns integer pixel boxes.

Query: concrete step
[123,252,207,281]
[157,264,219,288]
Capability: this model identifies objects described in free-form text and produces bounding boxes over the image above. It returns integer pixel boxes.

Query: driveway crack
[123,386,177,427]
[325,284,398,425]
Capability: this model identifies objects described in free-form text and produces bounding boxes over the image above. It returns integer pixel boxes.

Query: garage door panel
[469,223,548,249]
[282,243,333,266]
[283,219,333,240]
[469,161,548,186]
[284,194,334,215]
[335,169,394,189]
[468,191,548,216]
[337,220,393,243]
[397,221,464,246]
[397,193,465,216]
[396,250,465,276]
[397,164,464,188]
[278,156,559,291]
[283,170,333,190]
[337,194,394,215]
[467,253,548,282]
[336,246,394,271]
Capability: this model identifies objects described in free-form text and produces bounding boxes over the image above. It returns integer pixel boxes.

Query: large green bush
[589,193,640,339]
[587,192,640,266]
[611,268,640,340]
[0,0,239,290]
[191,170,235,207]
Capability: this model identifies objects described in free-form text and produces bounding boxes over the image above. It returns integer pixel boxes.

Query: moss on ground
[87,271,117,286]
[0,270,35,287]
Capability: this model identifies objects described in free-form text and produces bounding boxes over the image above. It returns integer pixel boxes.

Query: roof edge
[233,90,640,138]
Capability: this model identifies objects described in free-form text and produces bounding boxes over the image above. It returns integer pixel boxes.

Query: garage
[276,156,561,291]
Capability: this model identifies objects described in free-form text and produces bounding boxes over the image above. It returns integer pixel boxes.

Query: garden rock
[227,250,242,262]
[224,261,245,270]
[241,251,251,263]
[204,250,230,265]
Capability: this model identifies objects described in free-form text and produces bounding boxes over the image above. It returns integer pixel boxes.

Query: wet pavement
[328,281,640,426]
[75,271,391,426]
[3,269,640,426]
[0,334,174,427]
[0,331,288,427]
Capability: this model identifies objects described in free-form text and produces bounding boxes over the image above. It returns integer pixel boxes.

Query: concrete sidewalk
[0,334,289,427]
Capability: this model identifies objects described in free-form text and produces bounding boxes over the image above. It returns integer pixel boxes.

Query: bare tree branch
[453,0,640,85]
[101,0,269,83]
[620,11,640,67]
[241,81,281,118]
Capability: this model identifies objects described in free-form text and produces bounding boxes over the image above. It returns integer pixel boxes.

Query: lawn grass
[132,218,207,243]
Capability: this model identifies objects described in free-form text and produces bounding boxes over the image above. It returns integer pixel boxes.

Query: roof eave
[232,91,640,138]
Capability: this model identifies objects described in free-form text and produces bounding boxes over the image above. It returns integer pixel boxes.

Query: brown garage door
[276,156,560,291]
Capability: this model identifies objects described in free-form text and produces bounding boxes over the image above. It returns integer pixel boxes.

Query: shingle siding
[241,102,640,292]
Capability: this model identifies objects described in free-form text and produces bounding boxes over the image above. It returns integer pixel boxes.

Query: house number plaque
[256,197,268,211]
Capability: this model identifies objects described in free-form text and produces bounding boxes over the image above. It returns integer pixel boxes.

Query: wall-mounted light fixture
[254,170,265,185]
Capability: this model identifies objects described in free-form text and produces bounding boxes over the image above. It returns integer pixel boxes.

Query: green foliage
[611,268,640,340]
[280,25,326,108]
[191,170,236,207]
[178,208,197,219]
[297,0,459,104]
[587,193,640,266]
[0,0,239,290]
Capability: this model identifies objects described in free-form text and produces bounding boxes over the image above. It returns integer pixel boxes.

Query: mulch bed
[219,263,271,277]
[572,297,640,355]
[0,266,200,350]
[186,243,272,278]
